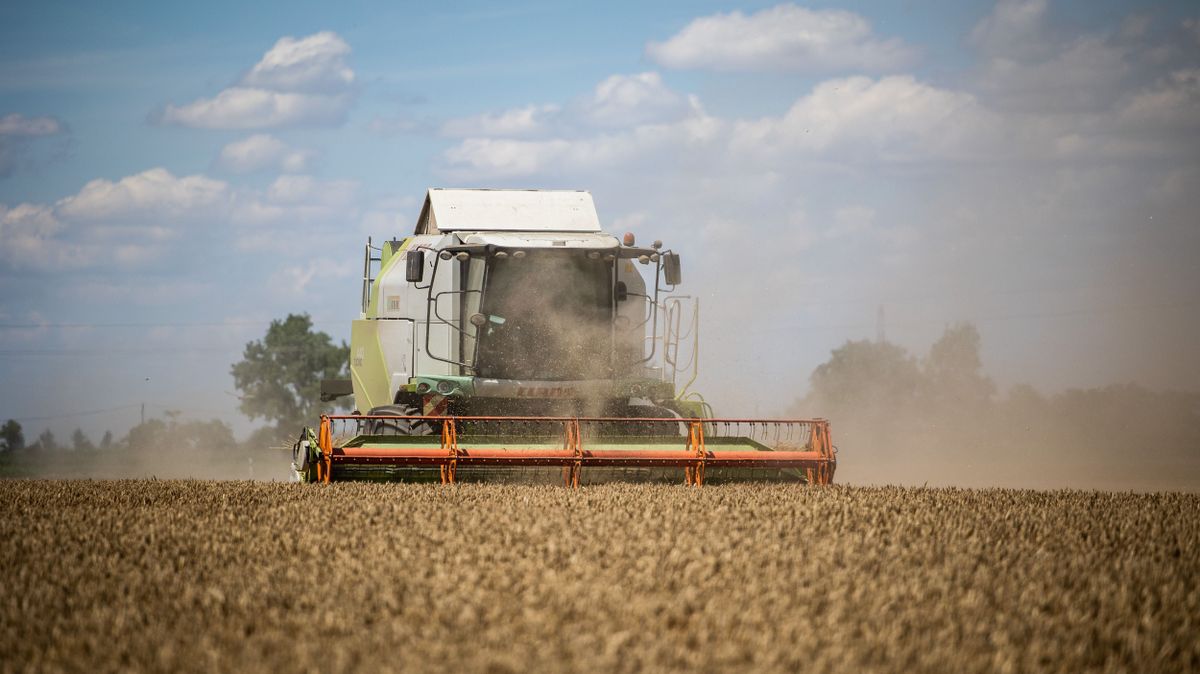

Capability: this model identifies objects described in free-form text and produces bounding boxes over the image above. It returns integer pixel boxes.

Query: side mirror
[615,281,628,302]
[406,250,425,283]
[663,253,682,286]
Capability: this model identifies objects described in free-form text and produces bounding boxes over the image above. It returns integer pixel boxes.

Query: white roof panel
[416,188,601,233]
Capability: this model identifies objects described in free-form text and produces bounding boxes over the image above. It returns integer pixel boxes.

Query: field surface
[2,481,1197,673]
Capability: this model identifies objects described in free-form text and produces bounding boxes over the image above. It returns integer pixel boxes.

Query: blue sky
[1,0,1198,440]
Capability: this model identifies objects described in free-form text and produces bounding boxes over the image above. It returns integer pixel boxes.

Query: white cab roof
[415,188,601,234]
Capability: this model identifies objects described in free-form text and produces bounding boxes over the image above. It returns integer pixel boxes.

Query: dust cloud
[0,418,295,481]
[786,324,1200,492]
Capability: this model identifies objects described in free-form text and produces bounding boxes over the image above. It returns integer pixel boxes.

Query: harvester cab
[295,188,836,485]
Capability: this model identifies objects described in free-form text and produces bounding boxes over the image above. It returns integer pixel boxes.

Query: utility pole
[140,403,145,425]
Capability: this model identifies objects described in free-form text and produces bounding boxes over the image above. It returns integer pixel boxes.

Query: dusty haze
[1,1,1198,491]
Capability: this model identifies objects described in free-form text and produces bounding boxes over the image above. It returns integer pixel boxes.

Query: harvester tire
[364,404,434,436]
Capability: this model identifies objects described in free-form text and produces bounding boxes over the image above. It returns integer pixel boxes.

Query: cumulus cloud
[645,4,916,73]
[731,76,1000,162]
[440,72,994,180]
[239,32,354,94]
[581,72,692,129]
[217,134,314,173]
[0,202,64,267]
[57,168,230,222]
[441,104,721,179]
[442,104,559,138]
[0,167,367,270]
[157,32,356,129]
[441,72,692,139]
[0,169,232,269]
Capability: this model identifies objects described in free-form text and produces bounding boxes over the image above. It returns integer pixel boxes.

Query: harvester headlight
[439,251,452,261]
[455,251,470,262]
[416,382,432,394]
[469,313,487,327]
[650,253,660,262]
[513,250,526,259]
[587,251,600,260]
[436,380,455,395]
[604,254,616,262]
[638,255,650,265]
[494,251,508,259]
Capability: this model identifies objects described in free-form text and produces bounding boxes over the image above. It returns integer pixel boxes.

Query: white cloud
[159,31,355,129]
[442,71,1000,181]
[441,106,722,179]
[0,113,66,136]
[441,104,559,138]
[240,31,354,94]
[578,72,691,129]
[217,134,314,173]
[442,73,691,139]
[978,36,1130,113]
[57,168,230,221]
[645,4,916,73]
[969,0,1050,58]
[0,169,232,269]
[731,76,999,162]
[0,202,63,267]
[0,167,366,269]
[229,174,361,251]
[1117,69,1200,131]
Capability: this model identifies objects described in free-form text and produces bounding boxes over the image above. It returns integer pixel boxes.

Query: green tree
[33,429,58,451]
[125,418,238,452]
[808,339,922,410]
[230,313,349,433]
[1,420,23,453]
[71,428,95,451]
[923,322,995,406]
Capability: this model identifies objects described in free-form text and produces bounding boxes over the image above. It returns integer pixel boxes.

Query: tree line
[792,322,1200,487]
[1,313,349,470]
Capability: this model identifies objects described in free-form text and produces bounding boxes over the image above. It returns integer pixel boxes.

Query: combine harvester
[295,189,836,486]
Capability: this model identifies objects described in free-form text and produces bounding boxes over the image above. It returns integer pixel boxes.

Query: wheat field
[2,481,1196,673]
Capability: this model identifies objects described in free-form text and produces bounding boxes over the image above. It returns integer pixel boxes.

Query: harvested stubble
[1,481,1197,673]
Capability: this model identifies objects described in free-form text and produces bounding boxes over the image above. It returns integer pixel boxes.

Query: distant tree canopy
[71,429,95,452]
[922,323,996,407]
[125,418,238,452]
[794,321,1200,483]
[1,420,23,453]
[810,340,921,409]
[230,313,350,433]
[33,429,58,452]
[806,322,995,415]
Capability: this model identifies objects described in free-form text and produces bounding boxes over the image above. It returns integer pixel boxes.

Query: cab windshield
[472,251,613,380]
